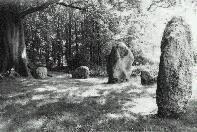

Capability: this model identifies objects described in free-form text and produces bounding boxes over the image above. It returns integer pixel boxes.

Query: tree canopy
[0,0,87,18]
[1,0,197,76]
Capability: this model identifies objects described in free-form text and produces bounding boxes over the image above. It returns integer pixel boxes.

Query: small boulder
[35,67,48,79]
[72,66,90,79]
[140,70,157,85]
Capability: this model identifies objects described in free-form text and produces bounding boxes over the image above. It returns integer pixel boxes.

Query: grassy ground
[0,70,197,132]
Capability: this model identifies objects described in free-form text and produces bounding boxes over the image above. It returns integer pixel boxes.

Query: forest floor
[1,68,197,132]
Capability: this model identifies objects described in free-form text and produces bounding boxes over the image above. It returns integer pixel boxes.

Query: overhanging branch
[147,0,176,11]
[57,2,86,11]
[19,1,87,19]
[19,2,55,18]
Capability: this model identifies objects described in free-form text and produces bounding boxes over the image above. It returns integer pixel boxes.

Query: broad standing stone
[107,42,134,83]
[156,16,193,118]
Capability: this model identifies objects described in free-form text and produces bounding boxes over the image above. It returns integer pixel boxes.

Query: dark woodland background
[23,0,172,75]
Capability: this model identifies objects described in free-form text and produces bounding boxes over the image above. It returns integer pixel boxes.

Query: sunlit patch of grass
[127,97,157,115]
[36,98,59,108]
[1,69,197,131]
[14,98,30,106]
[24,118,47,130]
[34,86,57,92]
[31,94,49,101]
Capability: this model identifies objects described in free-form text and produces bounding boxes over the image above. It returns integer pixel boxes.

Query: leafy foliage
[23,0,197,74]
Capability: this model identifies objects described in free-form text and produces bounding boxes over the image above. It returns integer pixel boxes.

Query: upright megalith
[156,16,193,118]
[107,42,134,83]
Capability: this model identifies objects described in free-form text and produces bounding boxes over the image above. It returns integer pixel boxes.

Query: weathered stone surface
[141,70,157,85]
[156,16,193,118]
[107,42,134,83]
[35,67,48,79]
[72,66,90,79]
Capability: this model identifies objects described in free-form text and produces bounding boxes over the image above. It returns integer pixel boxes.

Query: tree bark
[75,21,79,54]
[68,9,72,59]
[0,10,29,76]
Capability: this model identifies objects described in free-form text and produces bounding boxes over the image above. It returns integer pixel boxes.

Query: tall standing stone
[156,16,193,118]
[107,42,134,83]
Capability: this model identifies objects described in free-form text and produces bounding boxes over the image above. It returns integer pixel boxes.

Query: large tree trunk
[0,10,29,77]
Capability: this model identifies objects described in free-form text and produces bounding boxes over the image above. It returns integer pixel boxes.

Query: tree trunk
[68,9,72,59]
[0,11,29,76]
[96,23,101,66]
[57,17,62,67]
[75,21,79,54]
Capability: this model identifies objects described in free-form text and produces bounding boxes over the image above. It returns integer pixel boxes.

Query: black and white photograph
[0,0,197,131]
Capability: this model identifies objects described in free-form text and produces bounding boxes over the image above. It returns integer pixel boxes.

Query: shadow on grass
[1,88,140,131]
[0,74,150,131]
[1,73,197,131]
